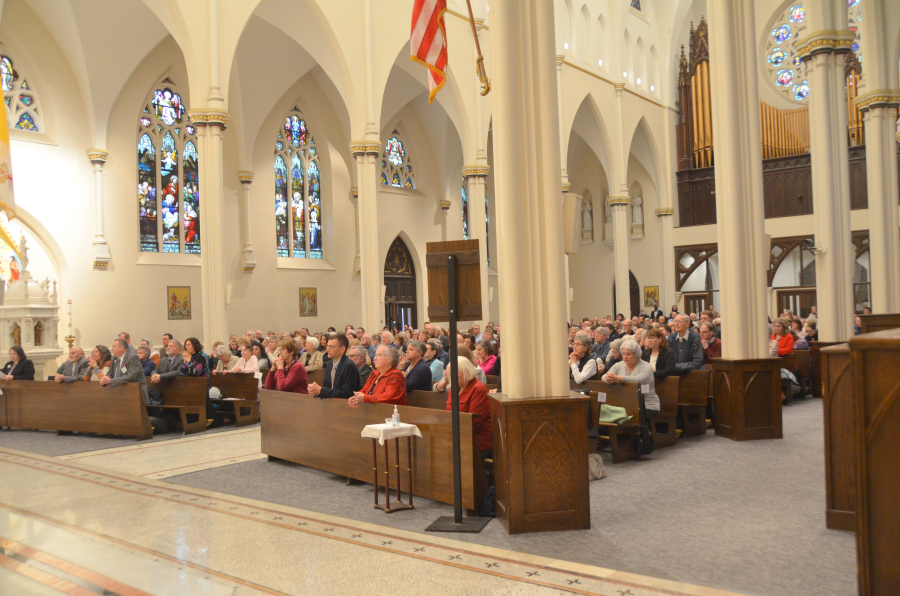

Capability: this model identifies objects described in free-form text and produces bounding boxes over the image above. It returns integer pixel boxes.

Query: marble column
[351,143,383,333]
[797,22,855,340]
[656,208,675,312]
[707,0,769,358]
[464,167,490,327]
[192,111,229,345]
[609,196,631,316]
[556,55,569,193]
[237,171,256,272]
[492,0,569,399]
[87,149,110,268]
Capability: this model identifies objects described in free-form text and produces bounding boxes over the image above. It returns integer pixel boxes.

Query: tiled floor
[0,445,745,596]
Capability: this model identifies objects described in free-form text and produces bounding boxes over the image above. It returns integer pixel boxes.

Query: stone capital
[462,165,490,178]
[607,194,630,207]
[350,142,381,157]
[855,89,900,112]
[187,109,229,128]
[796,30,855,60]
[655,207,674,216]
[238,171,254,185]
[87,149,109,165]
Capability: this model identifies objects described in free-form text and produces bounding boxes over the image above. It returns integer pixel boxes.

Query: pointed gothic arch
[384,236,417,330]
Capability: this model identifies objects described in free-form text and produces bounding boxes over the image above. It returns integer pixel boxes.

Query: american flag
[411,0,448,104]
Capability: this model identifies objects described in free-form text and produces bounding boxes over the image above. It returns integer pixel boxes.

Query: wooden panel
[653,376,680,448]
[209,373,258,399]
[0,380,152,440]
[811,341,843,398]
[676,167,717,227]
[848,146,868,210]
[307,368,325,386]
[407,391,447,410]
[259,390,486,510]
[0,390,6,427]
[820,344,856,531]
[491,393,590,533]
[710,358,782,441]
[762,154,814,218]
[848,329,900,595]
[678,370,710,438]
[425,240,481,323]
[148,377,208,435]
[859,314,900,334]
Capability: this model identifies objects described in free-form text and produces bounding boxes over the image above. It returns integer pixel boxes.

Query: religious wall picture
[644,286,659,308]
[299,287,317,317]
[167,286,192,320]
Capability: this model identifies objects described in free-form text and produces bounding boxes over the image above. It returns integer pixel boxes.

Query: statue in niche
[18,232,29,271]
[605,197,612,223]
[34,321,42,347]
[11,323,20,347]
[581,199,593,232]
[632,194,644,226]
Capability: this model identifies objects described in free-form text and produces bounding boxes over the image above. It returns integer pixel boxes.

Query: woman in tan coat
[300,337,324,372]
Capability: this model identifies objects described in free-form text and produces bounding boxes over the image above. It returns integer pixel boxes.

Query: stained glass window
[137,78,199,253]
[274,107,322,259]
[461,179,469,240]
[381,132,415,189]
[630,0,641,10]
[848,1,862,63]
[762,4,809,103]
[1,50,42,133]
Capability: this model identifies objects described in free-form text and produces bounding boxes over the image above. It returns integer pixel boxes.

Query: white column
[611,83,632,317]
[707,0,769,359]
[858,98,900,312]
[656,208,675,311]
[193,114,229,344]
[464,167,490,327]
[493,0,569,399]
[352,144,383,332]
[237,171,256,272]
[87,149,111,268]
[797,14,855,341]
[556,55,569,192]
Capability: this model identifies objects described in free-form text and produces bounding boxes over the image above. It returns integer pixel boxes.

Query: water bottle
[391,405,400,426]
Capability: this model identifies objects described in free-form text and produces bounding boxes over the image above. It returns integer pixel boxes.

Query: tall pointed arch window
[1,50,43,133]
[461,178,469,240]
[137,77,199,253]
[381,131,415,189]
[484,187,491,268]
[274,108,322,259]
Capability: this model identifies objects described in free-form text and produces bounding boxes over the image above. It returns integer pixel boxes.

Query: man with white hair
[361,333,376,361]
[54,346,89,383]
[667,314,705,373]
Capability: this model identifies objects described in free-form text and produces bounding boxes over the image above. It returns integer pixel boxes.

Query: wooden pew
[678,369,711,437]
[259,390,487,511]
[0,380,152,440]
[653,376,680,448]
[858,313,900,334]
[209,373,259,426]
[307,368,325,386]
[485,375,500,386]
[407,390,448,410]
[589,382,641,463]
[820,343,855,531]
[147,377,208,435]
[794,349,811,398]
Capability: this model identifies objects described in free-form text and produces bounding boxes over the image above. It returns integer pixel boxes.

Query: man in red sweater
[699,322,721,364]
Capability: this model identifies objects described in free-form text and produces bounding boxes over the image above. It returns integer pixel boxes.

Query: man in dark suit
[152,339,184,382]
[101,338,148,403]
[307,334,359,399]
[649,306,664,320]
[667,314,705,373]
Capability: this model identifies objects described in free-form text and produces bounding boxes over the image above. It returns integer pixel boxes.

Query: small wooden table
[361,422,422,513]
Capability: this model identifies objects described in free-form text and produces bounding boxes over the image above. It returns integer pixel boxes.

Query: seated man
[699,310,721,339]
[152,339,184,382]
[699,322,721,364]
[620,319,634,337]
[307,334,360,399]
[137,345,157,375]
[118,332,137,356]
[54,346,89,383]
[360,334,377,361]
[347,345,373,386]
[592,327,611,362]
[100,339,148,403]
[667,314,705,373]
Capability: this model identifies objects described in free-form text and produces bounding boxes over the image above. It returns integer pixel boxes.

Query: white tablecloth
[361,422,423,446]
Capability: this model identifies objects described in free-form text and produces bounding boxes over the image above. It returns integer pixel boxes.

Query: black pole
[447,254,463,524]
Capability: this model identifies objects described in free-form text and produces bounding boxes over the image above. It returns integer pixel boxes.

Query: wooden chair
[589,382,641,464]
[678,369,711,438]
[652,376,680,448]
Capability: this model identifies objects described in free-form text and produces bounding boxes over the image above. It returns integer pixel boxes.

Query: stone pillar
[439,198,451,242]
[609,195,631,317]
[492,0,569,399]
[192,111,229,344]
[706,0,769,359]
[237,171,256,272]
[797,25,855,341]
[352,143,383,332]
[656,208,675,311]
[556,55,569,192]
[464,167,490,327]
[87,149,110,268]
[858,96,900,312]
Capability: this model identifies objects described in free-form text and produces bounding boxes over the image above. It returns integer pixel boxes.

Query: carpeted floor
[0,422,247,457]
[165,398,856,596]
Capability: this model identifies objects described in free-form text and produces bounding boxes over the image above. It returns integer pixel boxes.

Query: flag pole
[464,0,491,96]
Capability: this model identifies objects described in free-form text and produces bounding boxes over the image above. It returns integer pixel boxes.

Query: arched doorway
[612,271,641,317]
[384,237,417,330]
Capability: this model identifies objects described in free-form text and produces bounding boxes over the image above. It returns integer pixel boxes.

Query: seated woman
[604,338,660,419]
[252,341,270,372]
[232,340,261,387]
[2,346,35,380]
[300,337,324,372]
[570,336,603,383]
[403,340,433,392]
[605,338,624,370]
[348,345,406,407]
[771,318,795,356]
[180,338,210,378]
[141,338,160,367]
[213,344,236,374]
[229,337,241,357]
[137,345,157,376]
[264,337,308,394]
[84,345,112,382]
[424,339,445,383]
[641,328,677,379]
[475,340,497,375]
[433,345,485,392]
[452,357,492,457]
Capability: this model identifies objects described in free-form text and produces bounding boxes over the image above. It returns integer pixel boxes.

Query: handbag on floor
[636,387,655,456]
[588,453,607,480]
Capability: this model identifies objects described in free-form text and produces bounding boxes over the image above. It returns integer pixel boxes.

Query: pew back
[147,377,208,434]
[408,390,448,410]
[0,380,152,440]
[209,372,258,399]
[259,390,487,510]
[588,382,640,426]
[678,370,711,406]
[307,368,325,386]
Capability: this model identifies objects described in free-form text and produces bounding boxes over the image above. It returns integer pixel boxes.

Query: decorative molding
[655,208,674,216]
[561,183,571,193]
[237,171,254,184]
[92,261,108,269]
[188,109,229,128]
[440,199,452,211]
[558,60,666,109]
[556,54,565,64]
[607,195,630,207]
[350,186,359,200]
[614,83,626,91]
[87,149,108,164]
[796,31,855,60]
[350,142,381,156]
[462,165,490,178]
[855,90,900,112]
